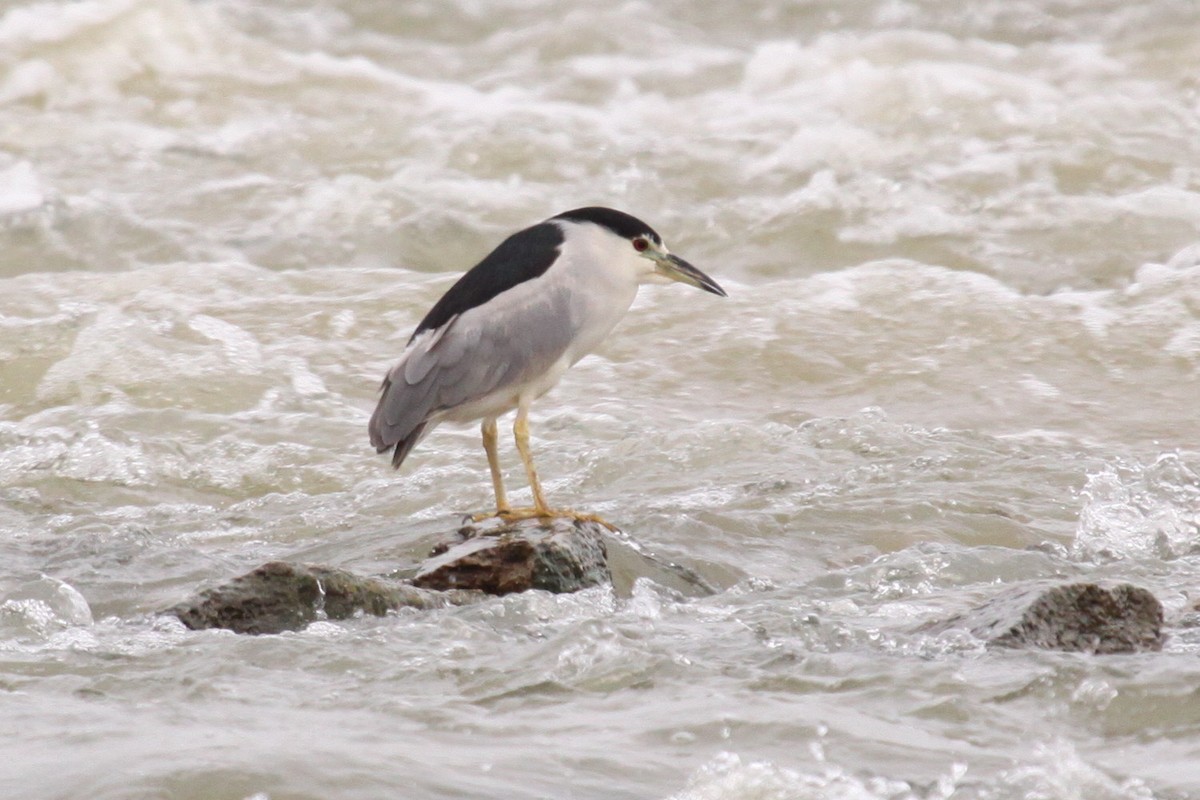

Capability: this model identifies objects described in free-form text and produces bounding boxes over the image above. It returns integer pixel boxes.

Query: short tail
[368,374,432,469]
[378,421,427,469]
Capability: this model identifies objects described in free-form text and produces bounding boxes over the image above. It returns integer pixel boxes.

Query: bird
[368,206,726,523]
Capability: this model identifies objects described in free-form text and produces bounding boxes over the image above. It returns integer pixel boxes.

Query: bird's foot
[468,506,535,526]
[469,506,619,532]
[469,508,508,523]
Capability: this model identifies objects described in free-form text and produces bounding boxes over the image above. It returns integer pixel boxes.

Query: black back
[553,207,662,246]
[410,222,565,342]
[410,207,661,342]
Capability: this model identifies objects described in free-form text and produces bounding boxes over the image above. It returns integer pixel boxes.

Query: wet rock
[169,561,477,635]
[933,582,1164,653]
[412,516,611,594]
[168,515,723,635]
[603,530,720,598]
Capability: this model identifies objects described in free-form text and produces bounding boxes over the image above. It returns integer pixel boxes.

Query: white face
[558,218,725,296]
[558,220,662,285]
[628,233,674,284]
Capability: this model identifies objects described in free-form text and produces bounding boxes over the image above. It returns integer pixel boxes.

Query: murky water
[3,0,1200,797]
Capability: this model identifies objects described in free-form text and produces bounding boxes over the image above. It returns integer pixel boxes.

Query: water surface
[3,1,1200,797]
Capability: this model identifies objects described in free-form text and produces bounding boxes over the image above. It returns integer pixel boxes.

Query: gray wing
[368,287,575,468]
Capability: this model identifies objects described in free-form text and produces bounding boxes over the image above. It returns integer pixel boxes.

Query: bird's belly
[432,354,570,423]
[432,389,518,424]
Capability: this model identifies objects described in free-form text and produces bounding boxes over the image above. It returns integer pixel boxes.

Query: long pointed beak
[655,253,727,297]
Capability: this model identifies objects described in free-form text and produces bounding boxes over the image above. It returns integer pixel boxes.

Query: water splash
[668,751,968,800]
[1073,453,1200,561]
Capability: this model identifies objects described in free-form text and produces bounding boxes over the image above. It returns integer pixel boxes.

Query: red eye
[632,238,649,252]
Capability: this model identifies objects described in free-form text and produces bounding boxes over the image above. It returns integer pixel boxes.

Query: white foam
[1018,374,1062,399]
[0,161,44,215]
[0,59,56,104]
[288,361,328,397]
[0,0,138,46]
[668,752,967,800]
[0,576,93,640]
[998,739,1158,800]
[187,314,264,374]
[0,0,275,106]
[1073,454,1200,561]
[1164,322,1200,360]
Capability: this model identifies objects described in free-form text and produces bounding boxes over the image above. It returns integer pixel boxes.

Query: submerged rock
[933,582,1164,653]
[603,529,720,598]
[169,561,476,635]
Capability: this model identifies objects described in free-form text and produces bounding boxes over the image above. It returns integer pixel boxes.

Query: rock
[412,516,611,594]
[603,530,720,598]
[932,582,1164,653]
[168,561,477,635]
[167,515,724,635]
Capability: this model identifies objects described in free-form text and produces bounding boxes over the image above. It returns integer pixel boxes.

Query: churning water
[3,0,1200,797]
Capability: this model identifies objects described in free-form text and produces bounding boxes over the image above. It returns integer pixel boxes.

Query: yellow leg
[513,406,551,515]
[471,408,619,532]
[481,417,509,514]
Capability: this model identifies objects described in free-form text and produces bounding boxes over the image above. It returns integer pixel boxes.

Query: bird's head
[552,207,727,297]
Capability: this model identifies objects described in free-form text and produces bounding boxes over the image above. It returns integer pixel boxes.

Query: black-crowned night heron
[368,206,726,521]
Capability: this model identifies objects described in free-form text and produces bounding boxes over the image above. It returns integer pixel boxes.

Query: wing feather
[368,282,576,469]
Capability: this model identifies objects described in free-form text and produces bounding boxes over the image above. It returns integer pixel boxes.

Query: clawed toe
[468,506,618,532]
